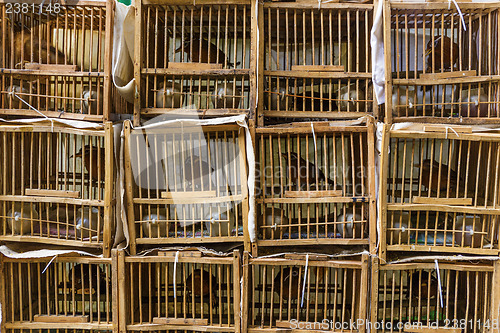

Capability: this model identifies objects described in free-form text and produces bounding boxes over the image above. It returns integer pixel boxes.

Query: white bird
[6,85,28,109]
[211,85,241,109]
[339,84,367,111]
[75,207,102,239]
[386,212,410,244]
[81,89,103,115]
[268,85,288,110]
[336,212,364,238]
[392,87,415,117]
[261,207,287,239]
[6,202,39,235]
[459,88,489,118]
[141,209,169,238]
[204,209,235,237]
[155,81,182,108]
[454,215,485,248]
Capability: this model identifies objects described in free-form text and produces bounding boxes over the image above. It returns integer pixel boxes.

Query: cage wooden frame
[242,252,370,333]
[0,0,116,122]
[123,121,250,255]
[0,122,115,257]
[116,250,241,333]
[379,124,500,260]
[384,0,500,124]
[253,119,377,253]
[0,251,119,333]
[370,257,500,333]
[256,1,377,126]
[133,0,258,125]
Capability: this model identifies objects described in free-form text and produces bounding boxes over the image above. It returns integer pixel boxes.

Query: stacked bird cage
[257,1,376,126]
[0,0,121,122]
[379,124,500,259]
[134,0,254,124]
[0,252,117,333]
[371,257,500,333]
[123,120,249,254]
[117,250,241,333]
[385,1,500,124]
[0,122,116,257]
[254,120,376,252]
[243,252,370,333]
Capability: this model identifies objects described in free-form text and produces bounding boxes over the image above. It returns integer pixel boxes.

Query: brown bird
[71,145,106,180]
[282,152,336,189]
[186,269,217,298]
[418,159,458,192]
[425,36,459,72]
[12,21,65,68]
[175,37,239,67]
[409,271,439,300]
[274,267,301,301]
[184,155,213,189]
[60,264,108,295]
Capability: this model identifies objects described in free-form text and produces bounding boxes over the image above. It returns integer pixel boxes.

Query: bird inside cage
[185,268,218,300]
[453,215,487,248]
[6,202,39,235]
[81,88,104,115]
[155,81,182,108]
[264,81,290,110]
[386,211,411,244]
[408,271,440,302]
[415,159,460,193]
[459,87,490,118]
[293,91,337,111]
[259,207,288,239]
[273,267,302,301]
[75,206,103,239]
[204,209,235,237]
[338,83,372,112]
[183,154,214,190]
[425,36,459,72]
[141,208,171,238]
[281,152,337,190]
[71,145,106,180]
[175,37,239,67]
[392,87,416,117]
[211,85,241,109]
[5,83,29,109]
[335,210,366,239]
[59,263,109,296]
[8,20,66,68]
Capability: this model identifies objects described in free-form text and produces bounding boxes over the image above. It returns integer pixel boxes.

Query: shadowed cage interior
[0,126,112,244]
[376,262,494,333]
[125,255,239,328]
[384,131,500,252]
[127,125,246,240]
[247,257,367,329]
[389,5,500,119]
[1,257,113,326]
[256,128,370,241]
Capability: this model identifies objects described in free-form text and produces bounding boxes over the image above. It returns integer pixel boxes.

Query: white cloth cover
[112,1,136,104]
[370,0,385,105]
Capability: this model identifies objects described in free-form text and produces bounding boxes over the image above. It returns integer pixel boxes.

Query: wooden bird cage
[371,258,500,333]
[0,122,115,257]
[134,0,254,123]
[123,121,249,254]
[257,2,375,125]
[243,252,369,333]
[0,0,120,122]
[0,253,117,332]
[254,120,376,251]
[117,250,241,333]
[385,1,500,123]
[379,124,500,260]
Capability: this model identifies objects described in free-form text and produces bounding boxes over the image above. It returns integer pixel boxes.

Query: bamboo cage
[0,253,118,332]
[0,0,118,122]
[371,258,500,333]
[134,0,254,123]
[379,125,500,259]
[0,122,115,257]
[117,250,241,333]
[257,2,375,125]
[242,252,369,333]
[254,120,376,250]
[385,1,500,123]
[123,121,249,255]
